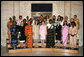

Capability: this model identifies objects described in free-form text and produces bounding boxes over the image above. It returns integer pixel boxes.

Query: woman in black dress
[55,20,62,47]
[19,19,27,48]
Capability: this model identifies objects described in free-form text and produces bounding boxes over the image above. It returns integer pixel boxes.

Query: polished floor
[1,46,83,56]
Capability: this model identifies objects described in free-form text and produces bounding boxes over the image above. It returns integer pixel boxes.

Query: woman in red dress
[25,20,33,48]
[7,17,12,43]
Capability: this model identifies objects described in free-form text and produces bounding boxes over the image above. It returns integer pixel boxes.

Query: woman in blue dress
[10,21,19,49]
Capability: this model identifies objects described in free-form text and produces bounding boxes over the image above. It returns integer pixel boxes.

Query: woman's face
[53,16,56,19]
[74,16,77,19]
[13,17,16,20]
[72,23,74,27]
[44,19,47,22]
[49,21,52,24]
[40,16,43,20]
[47,16,49,19]
[36,21,38,25]
[58,16,60,19]
[23,20,26,24]
[60,18,63,21]
[19,17,22,20]
[65,16,68,21]
[27,21,30,25]
[70,18,73,22]
[64,22,67,25]
[42,22,45,25]
[57,21,60,25]
[13,22,16,25]
[10,18,12,22]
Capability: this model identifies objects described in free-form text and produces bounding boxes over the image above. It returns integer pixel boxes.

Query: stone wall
[1,1,83,47]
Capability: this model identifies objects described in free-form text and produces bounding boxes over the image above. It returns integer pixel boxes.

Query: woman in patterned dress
[62,21,69,48]
[69,22,77,48]
[25,20,33,48]
[10,21,19,49]
[7,17,12,43]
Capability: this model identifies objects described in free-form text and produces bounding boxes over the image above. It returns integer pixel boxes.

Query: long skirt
[26,35,33,48]
[62,36,68,47]
[11,39,18,48]
[8,29,11,43]
[11,35,18,48]
[70,36,76,47]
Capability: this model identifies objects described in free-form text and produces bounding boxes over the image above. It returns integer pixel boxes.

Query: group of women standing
[7,15,79,49]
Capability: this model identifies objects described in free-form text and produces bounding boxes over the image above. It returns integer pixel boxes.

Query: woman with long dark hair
[40,21,47,47]
[33,20,39,47]
[25,19,33,48]
[69,22,77,48]
[55,20,62,48]
[62,21,69,48]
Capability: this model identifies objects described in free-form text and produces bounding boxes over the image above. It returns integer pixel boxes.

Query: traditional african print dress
[7,22,12,43]
[10,25,19,48]
[25,25,33,48]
